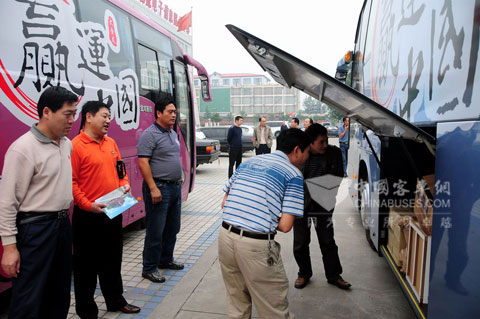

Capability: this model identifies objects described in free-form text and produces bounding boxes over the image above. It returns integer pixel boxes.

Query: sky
[169,0,365,77]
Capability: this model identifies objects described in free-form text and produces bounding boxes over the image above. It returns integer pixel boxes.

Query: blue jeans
[340,142,348,175]
[142,181,182,273]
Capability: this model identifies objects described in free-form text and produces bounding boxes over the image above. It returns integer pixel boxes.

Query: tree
[203,105,212,120]
[303,96,321,114]
[328,107,343,125]
[211,112,221,123]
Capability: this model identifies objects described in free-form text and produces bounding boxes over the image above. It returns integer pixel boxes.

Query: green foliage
[328,107,344,125]
[303,96,322,114]
[211,112,221,123]
[202,105,212,120]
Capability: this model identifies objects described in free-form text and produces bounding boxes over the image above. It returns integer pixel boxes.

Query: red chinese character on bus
[108,16,117,48]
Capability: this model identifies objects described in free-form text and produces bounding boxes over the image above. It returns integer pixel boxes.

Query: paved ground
[0,140,415,319]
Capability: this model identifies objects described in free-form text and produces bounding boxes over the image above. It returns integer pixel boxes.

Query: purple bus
[0,0,211,290]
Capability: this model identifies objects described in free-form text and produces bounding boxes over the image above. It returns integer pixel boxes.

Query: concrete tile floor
[67,153,237,319]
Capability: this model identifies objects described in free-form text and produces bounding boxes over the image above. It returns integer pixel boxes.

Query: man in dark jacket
[293,124,351,290]
[227,116,243,178]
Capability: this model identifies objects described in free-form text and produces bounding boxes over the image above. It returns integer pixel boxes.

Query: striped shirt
[222,151,304,233]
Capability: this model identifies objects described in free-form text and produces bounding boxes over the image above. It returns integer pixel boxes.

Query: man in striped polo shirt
[219,129,311,319]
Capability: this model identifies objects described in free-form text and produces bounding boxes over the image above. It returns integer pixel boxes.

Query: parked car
[196,130,221,167]
[322,122,331,127]
[198,126,255,153]
[267,121,285,137]
[327,126,339,137]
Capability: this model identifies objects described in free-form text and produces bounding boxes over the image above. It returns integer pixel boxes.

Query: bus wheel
[359,180,376,252]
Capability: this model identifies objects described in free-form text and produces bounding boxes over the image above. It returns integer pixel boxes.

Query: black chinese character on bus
[77,27,110,80]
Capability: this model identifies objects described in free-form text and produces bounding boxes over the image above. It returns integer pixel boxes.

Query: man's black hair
[37,86,78,119]
[155,96,175,119]
[343,116,349,122]
[235,116,243,122]
[306,118,313,125]
[276,128,311,154]
[259,117,265,122]
[291,117,300,125]
[80,101,110,131]
[305,123,327,142]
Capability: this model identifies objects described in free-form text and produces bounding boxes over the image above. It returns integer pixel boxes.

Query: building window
[231,88,241,95]
[212,79,219,87]
[254,77,262,85]
[242,97,252,104]
[274,87,283,94]
[264,96,273,104]
[264,87,273,95]
[264,106,273,113]
[242,88,252,95]
[243,106,253,113]
[233,78,241,86]
[285,96,295,104]
[194,79,200,86]
[254,96,262,105]
[222,79,230,86]
[274,96,282,104]
[232,97,241,104]
[285,106,295,113]
[253,87,262,95]
[243,78,251,85]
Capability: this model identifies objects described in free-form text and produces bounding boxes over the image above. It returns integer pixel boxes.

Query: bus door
[172,60,195,197]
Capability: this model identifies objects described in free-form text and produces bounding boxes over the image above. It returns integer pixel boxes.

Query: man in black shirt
[293,124,351,290]
[227,116,243,178]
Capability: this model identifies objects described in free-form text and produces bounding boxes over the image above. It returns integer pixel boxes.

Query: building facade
[194,72,300,119]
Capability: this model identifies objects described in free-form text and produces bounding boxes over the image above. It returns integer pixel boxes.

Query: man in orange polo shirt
[71,101,140,318]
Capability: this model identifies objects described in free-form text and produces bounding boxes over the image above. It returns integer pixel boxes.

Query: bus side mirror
[335,50,352,82]
[199,75,211,101]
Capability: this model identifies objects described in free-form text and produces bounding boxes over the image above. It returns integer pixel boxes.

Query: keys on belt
[17,210,69,225]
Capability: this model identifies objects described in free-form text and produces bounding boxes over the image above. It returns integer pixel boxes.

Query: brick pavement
[66,153,245,319]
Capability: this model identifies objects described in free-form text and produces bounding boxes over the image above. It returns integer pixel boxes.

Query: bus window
[138,45,160,91]
[158,52,173,95]
[173,61,192,154]
[77,0,135,76]
[132,18,172,56]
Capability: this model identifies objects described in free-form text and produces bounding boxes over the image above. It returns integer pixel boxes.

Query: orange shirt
[71,130,129,211]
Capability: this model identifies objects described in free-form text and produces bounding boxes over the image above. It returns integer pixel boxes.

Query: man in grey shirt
[137,97,184,283]
[0,86,78,319]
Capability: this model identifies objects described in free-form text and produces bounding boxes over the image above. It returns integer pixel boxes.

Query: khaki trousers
[218,227,295,319]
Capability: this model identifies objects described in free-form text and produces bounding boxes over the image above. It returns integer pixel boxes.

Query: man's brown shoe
[328,276,351,290]
[294,277,310,289]
[115,304,141,314]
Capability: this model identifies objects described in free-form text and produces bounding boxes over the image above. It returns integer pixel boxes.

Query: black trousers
[293,214,343,281]
[255,144,271,155]
[72,207,126,318]
[228,146,243,178]
[9,217,72,319]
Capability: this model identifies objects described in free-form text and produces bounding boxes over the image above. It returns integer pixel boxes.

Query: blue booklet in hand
[95,186,139,219]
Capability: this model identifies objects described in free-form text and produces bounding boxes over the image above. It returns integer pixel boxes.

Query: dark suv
[199,126,254,153]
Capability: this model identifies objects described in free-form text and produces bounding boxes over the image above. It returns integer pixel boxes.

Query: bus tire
[358,179,376,252]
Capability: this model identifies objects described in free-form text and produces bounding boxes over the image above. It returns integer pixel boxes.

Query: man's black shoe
[142,271,166,283]
[328,276,351,290]
[158,261,184,270]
